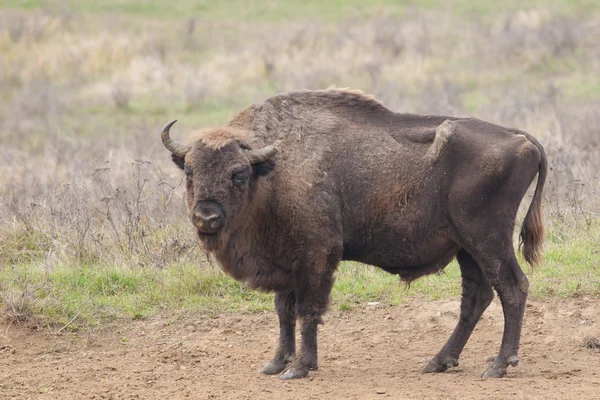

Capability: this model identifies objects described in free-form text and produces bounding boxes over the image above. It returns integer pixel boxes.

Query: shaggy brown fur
[162,87,547,381]
[184,126,250,150]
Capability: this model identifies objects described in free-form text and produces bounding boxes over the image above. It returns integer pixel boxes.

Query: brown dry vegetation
[0,2,599,328]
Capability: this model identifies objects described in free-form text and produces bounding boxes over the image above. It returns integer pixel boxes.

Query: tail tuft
[518,133,547,267]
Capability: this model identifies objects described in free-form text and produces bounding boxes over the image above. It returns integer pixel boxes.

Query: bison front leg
[260,290,296,375]
[279,271,335,380]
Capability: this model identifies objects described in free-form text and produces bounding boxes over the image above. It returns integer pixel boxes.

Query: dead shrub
[583,336,600,350]
[0,278,47,324]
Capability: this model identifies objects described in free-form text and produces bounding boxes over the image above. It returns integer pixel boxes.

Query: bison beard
[159,88,547,380]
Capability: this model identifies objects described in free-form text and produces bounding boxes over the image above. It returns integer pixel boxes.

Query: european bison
[160,88,546,380]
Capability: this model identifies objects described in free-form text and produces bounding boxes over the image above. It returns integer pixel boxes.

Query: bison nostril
[206,215,219,223]
[205,215,221,229]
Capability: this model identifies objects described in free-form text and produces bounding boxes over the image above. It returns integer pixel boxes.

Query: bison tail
[519,134,547,267]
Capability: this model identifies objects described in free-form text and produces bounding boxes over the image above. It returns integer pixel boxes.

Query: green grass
[2,225,599,330]
[5,0,600,21]
[462,90,492,112]
[3,0,404,21]
[0,262,274,328]
[534,229,600,297]
[560,74,600,101]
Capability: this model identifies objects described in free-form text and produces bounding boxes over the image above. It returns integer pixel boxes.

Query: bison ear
[171,153,185,170]
[252,159,275,177]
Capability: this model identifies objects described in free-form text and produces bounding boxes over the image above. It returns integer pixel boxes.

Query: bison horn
[246,141,280,164]
[161,120,191,158]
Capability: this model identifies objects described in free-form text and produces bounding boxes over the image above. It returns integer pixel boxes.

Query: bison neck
[210,202,292,292]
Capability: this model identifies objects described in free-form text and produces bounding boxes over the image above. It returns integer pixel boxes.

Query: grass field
[6,0,600,21]
[1,0,599,330]
[4,261,422,327]
[2,222,598,329]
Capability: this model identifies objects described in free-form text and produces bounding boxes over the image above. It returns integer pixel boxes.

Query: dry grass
[582,336,600,350]
[0,2,599,327]
[0,276,47,324]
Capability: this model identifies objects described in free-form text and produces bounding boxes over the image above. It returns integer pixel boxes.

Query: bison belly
[342,229,459,283]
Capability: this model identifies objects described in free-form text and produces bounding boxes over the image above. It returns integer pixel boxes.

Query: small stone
[376,389,386,394]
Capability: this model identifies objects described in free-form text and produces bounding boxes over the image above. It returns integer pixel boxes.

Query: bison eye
[185,168,193,178]
[232,169,249,187]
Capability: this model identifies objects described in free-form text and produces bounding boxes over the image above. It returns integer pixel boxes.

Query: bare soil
[1,298,599,400]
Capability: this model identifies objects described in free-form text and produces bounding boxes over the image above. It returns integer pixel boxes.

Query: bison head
[161,120,278,242]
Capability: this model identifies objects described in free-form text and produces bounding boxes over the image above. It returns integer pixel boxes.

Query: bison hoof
[260,360,288,375]
[482,365,507,379]
[279,367,309,380]
[422,356,458,373]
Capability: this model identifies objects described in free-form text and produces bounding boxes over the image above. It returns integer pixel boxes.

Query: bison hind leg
[422,249,494,374]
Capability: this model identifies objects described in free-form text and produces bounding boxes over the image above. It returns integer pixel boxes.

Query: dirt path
[1,298,599,399]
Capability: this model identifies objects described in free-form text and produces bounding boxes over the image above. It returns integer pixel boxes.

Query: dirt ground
[1,298,599,400]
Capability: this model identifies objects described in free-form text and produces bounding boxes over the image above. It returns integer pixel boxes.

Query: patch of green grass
[3,0,405,21]
[67,100,238,141]
[461,90,491,112]
[530,230,600,298]
[1,224,598,330]
[0,262,274,328]
[5,0,599,21]
[408,0,600,16]
[559,74,600,101]
[123,98,238,127]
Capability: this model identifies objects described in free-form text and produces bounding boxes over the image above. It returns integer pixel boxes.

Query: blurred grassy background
[0,0,599,330]
[6,0,600,20]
